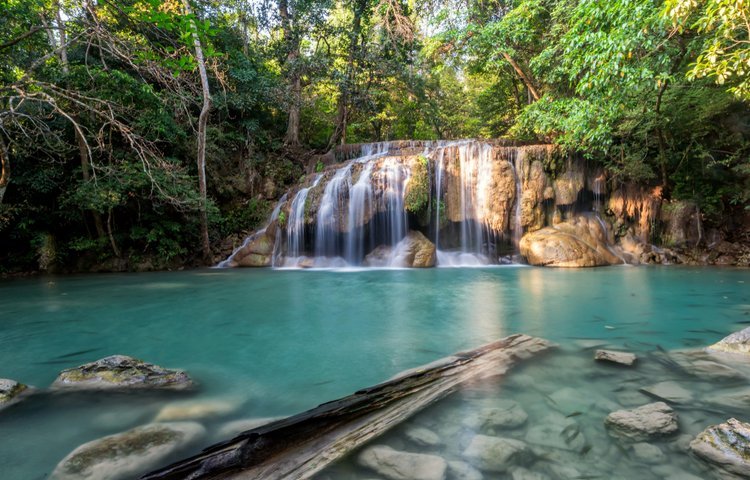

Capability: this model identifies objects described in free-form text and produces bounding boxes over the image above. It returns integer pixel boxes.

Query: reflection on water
[0,267,748,479]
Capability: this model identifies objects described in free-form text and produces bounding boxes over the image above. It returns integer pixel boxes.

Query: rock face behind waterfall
[519,216,624,267]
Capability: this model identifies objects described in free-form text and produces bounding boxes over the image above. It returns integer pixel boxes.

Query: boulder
[0,378,30,411]
[707,327,750,356]
[604,402,679,441]
[405,426,442,447]
[51,422,205,480]
[365,231,436,268]
[462,435,533,472]
[594,349,636,366]
[223,228,277,268]
[690,418,750,478]
[52,355,193,390]
[358,445,447,480]
[519,216,624,267]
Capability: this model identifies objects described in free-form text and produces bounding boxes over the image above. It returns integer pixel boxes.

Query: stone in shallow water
[0,378,29,411]
[154,398,240,421]
[51,422,205,480]
[689,417,750,478]
[706,390,750,410]
[405,426,442,447]
[639,381,693,404]
[594,349,636,366]
[462,399,528,431]
[462,434,533,473]
[447,460,483,480]
[631,442,666,464]
[604,402,679,441]
[525,413,586,452]
[707,327,750,356]
[358,445,447,480]
[52,355,193,390]
[667,350,746,381]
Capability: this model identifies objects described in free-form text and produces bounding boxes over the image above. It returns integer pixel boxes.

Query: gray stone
[668,350,746,381]
[631,442,666,464]
[707,327,750,356]
[358,445,447,480]
[462,435,533,473]
[447,460,483,480]
[525,413,586,452]
[405,426,442,447]
[463,400,528,431]
[546,387,593,415]
[595,349,636,366]
[689,417,750,478]
[0,378,30,411]
[51,422,205,480]
[52,355,193,390]
[707,390,750,410]
[639,381,693,404]
[511,467,550,480]
[605,402,679,441]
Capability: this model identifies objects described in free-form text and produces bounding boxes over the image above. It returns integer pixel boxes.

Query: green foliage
[404,155,430,214]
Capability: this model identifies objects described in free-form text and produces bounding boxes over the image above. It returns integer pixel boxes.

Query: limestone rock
[594,349,636,366]
[689,418,750,478]
[639,381,693,404]
[447,460,483,480]
[52,355,193,390]
[223,228,277,268]
[358,445,447,480]
[708,327,750,356]
[462,435,533,472]
[405,426,442,447]
[553,160,585,206]
[51,422,205,480]
[0,378,30,411]
[605,402,679,441]
[365,231,436,268]
[519,216,623,268]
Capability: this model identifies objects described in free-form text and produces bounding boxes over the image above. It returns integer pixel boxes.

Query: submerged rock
[605,402,679,441]
[519,216,623,267]
[707,327,750,356]
[689,418,750,478]
[358,445,447,480]
[594,349,636,366]
[0,378,30,411]
[631,442,666,464]
[447,460,483,480]
[154,398,240,422]
[525,413,586,452]
[462,399,528,431]
[52,355,193,390]
[405,426,442,447]
[463,434,533,472]
[639,381,693,404]
[51,422,205,480]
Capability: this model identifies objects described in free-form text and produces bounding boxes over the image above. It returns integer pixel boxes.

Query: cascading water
[223,139,621,269]
[219,193,288,268]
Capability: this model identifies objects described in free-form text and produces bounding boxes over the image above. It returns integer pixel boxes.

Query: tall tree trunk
[75,127,111,243]
[278,0,301,147]
[0,136,9,204]
[501,52,539,102]
[329,0,366,148]
[54,0,68,73]
[183,0,213,263]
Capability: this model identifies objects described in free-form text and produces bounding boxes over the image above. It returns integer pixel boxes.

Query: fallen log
[141,334,553,480]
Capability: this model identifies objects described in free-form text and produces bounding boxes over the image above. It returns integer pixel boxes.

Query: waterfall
[344,162,374,264]
[511,149,524,251]
[284,174,323,264]
[314,163,353,260]
[433,148,445,250]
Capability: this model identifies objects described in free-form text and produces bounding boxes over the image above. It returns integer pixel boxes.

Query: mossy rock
[0,378,30,411]
[52,355,193,390]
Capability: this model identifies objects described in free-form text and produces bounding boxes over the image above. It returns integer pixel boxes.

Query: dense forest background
[0,0,748,272]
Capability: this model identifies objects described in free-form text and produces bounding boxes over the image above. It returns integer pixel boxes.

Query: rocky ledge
[52,355,193,390]
[707,327,750,356]
[690,418,750,478]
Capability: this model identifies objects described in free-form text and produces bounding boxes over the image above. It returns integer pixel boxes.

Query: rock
[546,387,595,415]
[594,349,636,366]
[0,378,30,411]
[366,231,437,268]
[52,355,193,390]
[553,160,585,206]
[447,460,483,480]
[51,422,205,480]
[690,418,750,478]
[462,399,528,430]
[706,390,750,410]
[707,327,750,356]
[667,350,746,382]
[154,398,240,422]
[462,435,533,473]
[358,445,447,480]
[405,426,442,447]
[525,413,586,452]
[519,216,623,267]
[511,467,549,480]
[223,228,277,268]
[639,381,693,404]
[631,442,666,464]
[604,402,679,441]
[216,417,282,438]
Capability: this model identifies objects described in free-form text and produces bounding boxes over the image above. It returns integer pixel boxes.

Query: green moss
[405,155,430,215]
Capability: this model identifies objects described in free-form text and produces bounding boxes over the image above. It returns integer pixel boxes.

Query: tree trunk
[279,0,301,147]
[501,52,539,102]
[0,136,9,204]
[54,0,68,73]
[183,0,213,263]
[328,0,366,148]
[75,127,109,244]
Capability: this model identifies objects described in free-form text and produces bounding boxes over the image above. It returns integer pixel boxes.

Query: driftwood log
[141,333,553,480]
